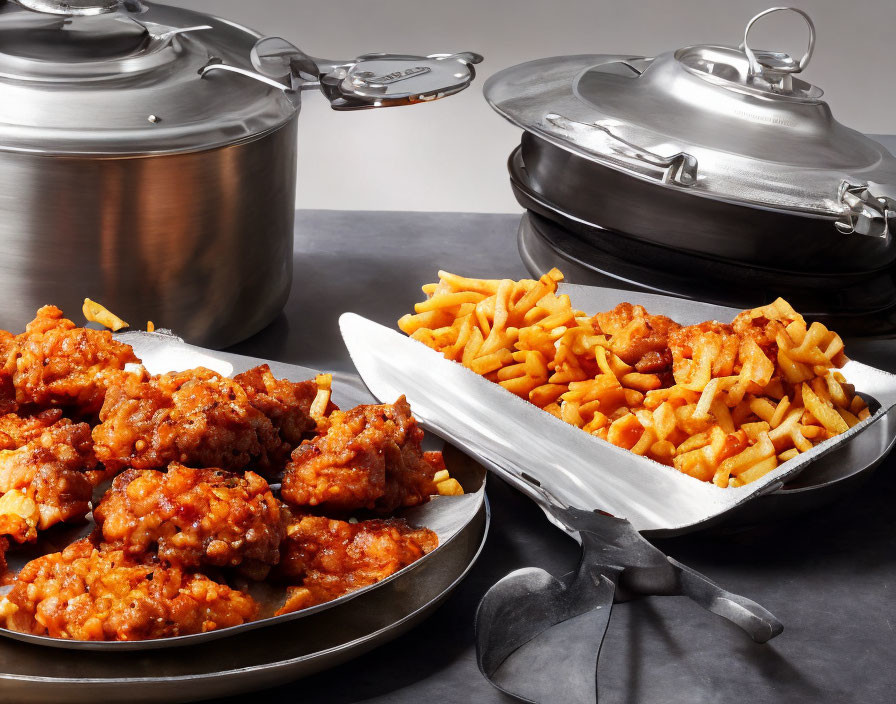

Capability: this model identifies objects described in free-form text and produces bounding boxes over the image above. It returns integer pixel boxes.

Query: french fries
[399,269,871,488]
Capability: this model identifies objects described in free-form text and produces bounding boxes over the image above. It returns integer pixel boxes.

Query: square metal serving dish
[340,284,896,536]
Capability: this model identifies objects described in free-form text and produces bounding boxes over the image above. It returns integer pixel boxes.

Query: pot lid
[0,0,296,155]
[0,0,483,155]
[484,7,896,239]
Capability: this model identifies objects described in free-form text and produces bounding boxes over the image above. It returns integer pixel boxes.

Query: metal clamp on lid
[543,113,698,187]
[836,181,896,239]
[201,36,482,111]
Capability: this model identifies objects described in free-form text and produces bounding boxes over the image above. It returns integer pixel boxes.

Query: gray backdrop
[170,0,895,213]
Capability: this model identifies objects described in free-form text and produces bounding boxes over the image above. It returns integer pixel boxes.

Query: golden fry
[82,298,129,332]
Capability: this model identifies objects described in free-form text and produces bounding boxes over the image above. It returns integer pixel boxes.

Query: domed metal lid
[484,7,896,239]
[0,0,297,155]
[0,0,482,155]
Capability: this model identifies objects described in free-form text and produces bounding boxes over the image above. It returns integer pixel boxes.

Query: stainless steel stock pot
[0,0,481,347]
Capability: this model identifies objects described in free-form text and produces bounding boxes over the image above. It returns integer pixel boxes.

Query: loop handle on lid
[742,7,815,92]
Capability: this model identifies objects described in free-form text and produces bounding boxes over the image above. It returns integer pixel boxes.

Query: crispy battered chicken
[0,306,140,417]
[0,331,15,415]
[0,538,258,641]
[0,409,65,451]
[731,310,786,358]
[668,320,743,380]
[94,465,283,578]
[592,303,681,377]
[234,365,319,448]
[0,311,451,642]
[0,421,97,543]
[281,397,439,514]
[275,515,437,615]
[92,367,288,474]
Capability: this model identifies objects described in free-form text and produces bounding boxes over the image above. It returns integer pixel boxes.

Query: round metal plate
[0,493,488,703]
[0,442,487,652]
[0,338,490,699]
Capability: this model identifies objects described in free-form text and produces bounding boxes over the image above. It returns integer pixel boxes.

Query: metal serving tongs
[476,473,783,704]
[202,36,482,111]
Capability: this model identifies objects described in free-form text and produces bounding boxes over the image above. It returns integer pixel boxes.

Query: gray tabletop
[224,209,896,704]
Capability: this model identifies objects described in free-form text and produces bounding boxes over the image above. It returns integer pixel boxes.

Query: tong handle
[670,557,784,644]
[475,563,619,704]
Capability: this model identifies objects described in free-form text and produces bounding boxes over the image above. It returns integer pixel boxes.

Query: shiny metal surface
[742,7,816,93]
[0,1,482,348]
[513,131,896,272]
[0,0,299,347]
[206,37,483,112]
[339,298,896,535]
[544,113,699,187]
[483,8,896,240]
[0,2,297,155]
[14,0,126,15]
[0,119,298,348]
[476,482,781,704]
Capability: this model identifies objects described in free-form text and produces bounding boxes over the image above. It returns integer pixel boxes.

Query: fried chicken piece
[0,409,65,451]
[0,306,140,417]
[234,364,318,447]
[0,536,8,577]
[94,465,283,578]
[593,303,681,376]
[92,367,288,474]
[0,538,258,641]
[281,397,438,514]
[731,310,785,357]
[0,421,96,543]
[275,515,437,615]
[0,331,15,414]
[671,319,781,390]
[667,320,739,379]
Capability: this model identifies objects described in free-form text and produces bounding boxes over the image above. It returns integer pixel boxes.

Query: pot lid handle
[741,6,815,93]
[13,0,145,15]
[319,50,483,110]
[201,36,483,111]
